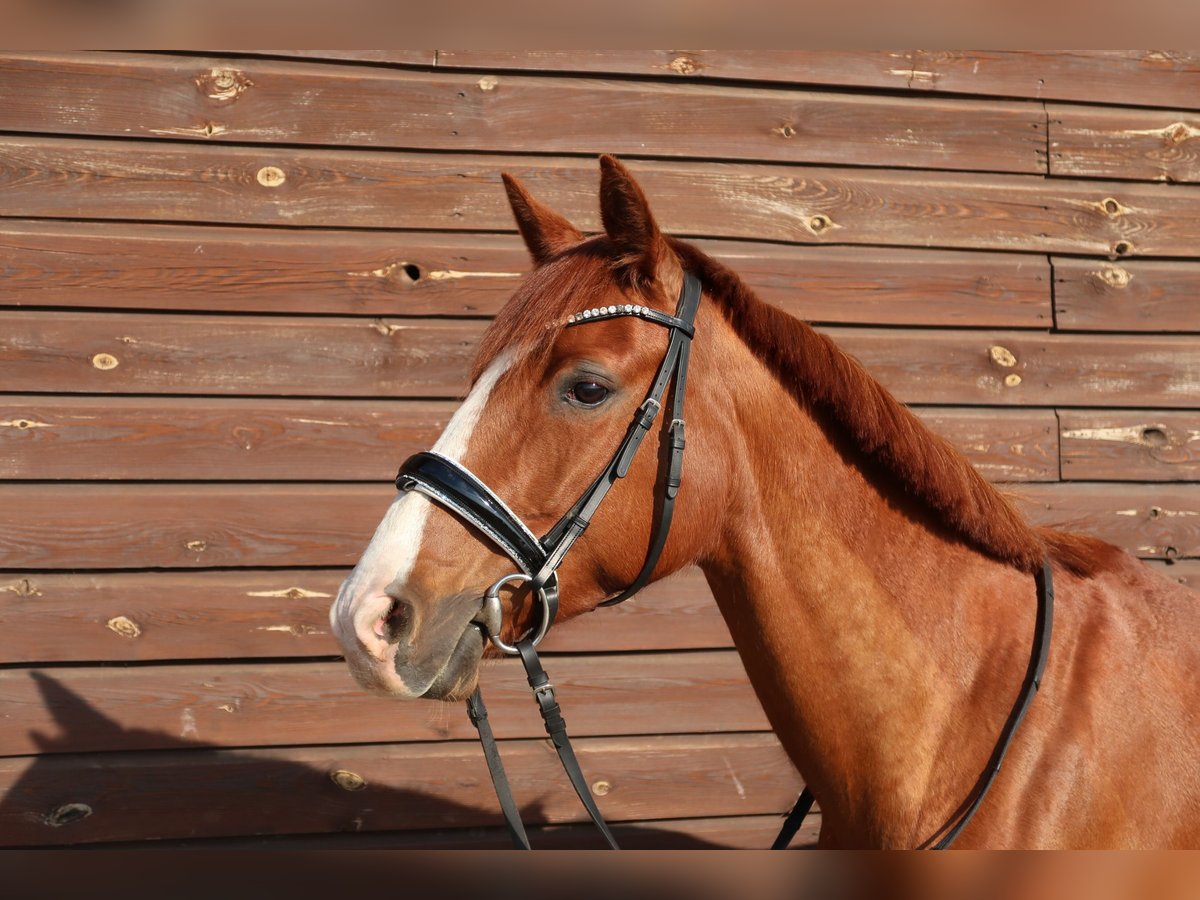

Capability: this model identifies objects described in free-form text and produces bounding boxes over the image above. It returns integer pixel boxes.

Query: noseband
[392,270,1054,849]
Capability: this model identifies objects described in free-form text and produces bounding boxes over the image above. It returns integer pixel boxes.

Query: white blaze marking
[330,351,513,651]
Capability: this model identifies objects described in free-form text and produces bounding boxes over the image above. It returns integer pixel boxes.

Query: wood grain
[1059,411,1200,482]
[0,52,1046,173]
[5,314,1199,407]
[0,651,768,756]
[0,568,731,663]
[176,811,819,850]
[0,220,1051,327]
[0,732,801,846]
[5,138,1200,256]
[436,51,1200,110]
[1146,559,1200,591]
[2,482,1196,570]
[1053,257,1200,332]
[1014,483,1200,561]
[0,398,1057,482]
[1050,104,1200,183]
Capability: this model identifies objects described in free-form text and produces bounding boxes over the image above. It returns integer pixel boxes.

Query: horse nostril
[375,597,414,644]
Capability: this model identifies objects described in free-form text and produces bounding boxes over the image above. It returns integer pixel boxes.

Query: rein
[393,270,1054,850]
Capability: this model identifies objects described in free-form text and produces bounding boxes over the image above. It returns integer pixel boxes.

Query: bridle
[393,270,1054,850]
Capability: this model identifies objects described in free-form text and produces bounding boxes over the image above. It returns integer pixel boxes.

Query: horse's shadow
[1,672,734,849]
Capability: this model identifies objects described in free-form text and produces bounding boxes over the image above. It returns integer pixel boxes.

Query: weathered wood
[278,51,436,66]
[1059,411,1200,482]
[0,568,730,663]
[1014,483,1200,561]
[915,409,1058,483]
[5,314,1199,407]
[4,138,1200,256]
[166,812,819,850]
[436,51,1200,110]
[0,312,482,398]
[0,732,801,846]
[0,53,1046,173]
[0,396,454,481]
[2,482,1195,570]
[1053,257,1200,332]
[0,398,1057,482]
[0,483,393,568]
[0,220,1051,327]
[1050,105,1200,183]
[0,651,767,756]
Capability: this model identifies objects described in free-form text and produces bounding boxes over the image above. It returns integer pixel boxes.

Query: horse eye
[568,381,609,406]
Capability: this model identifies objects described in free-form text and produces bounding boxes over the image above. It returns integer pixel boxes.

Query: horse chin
[417,623,485,702]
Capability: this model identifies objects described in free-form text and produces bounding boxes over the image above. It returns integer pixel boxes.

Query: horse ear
[502,173,583,266]
[598,154,666,282]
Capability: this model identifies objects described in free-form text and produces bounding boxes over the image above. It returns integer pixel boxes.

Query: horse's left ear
[598,154,669,282]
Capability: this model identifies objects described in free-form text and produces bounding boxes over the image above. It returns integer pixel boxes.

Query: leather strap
[517,640,620,849]
[466,688,531,849]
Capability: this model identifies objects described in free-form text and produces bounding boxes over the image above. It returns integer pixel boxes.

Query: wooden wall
[1,50,1198,848]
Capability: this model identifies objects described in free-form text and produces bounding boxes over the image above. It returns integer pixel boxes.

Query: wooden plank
[0,312,483,398]
[0,398,1057,483]
[0,568,730,663]
[0,52,1046,173]
[4,138,1200,256]
[5,314,1199,407]
[1053,257,1200,332]
[436,51,1200,109]
[0,483,393,569]
[0,220,1051,327]
[2,482,1195,571]
[0,732,801,846]
[0,397,454,481]
[277,51,436,66]
[1014,483,1200,562]
[1059,411,1200,482]
[915,408,1058,483]
[1050,104,1200,183]
[154,812,819,850]
[0,651,767,756]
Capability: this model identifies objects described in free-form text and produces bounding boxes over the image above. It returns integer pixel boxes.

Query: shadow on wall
[0,672,732,850]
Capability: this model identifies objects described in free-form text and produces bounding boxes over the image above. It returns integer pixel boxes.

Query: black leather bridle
[392,270,1054,850]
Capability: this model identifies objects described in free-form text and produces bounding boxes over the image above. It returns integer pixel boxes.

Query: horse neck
[696,323,1035,847]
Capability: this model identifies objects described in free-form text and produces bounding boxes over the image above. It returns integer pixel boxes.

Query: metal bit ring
[472,573,552,655]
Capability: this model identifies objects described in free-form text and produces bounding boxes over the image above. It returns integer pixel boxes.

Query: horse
[331,155,1200,848]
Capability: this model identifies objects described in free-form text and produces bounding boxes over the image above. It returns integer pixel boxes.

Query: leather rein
[393,271,1054,850]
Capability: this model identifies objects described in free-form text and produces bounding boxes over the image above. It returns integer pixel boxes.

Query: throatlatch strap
[466,688,531,850]
[769,558,1056,850]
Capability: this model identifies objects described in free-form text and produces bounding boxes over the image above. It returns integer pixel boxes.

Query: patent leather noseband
[392,270,1054,850]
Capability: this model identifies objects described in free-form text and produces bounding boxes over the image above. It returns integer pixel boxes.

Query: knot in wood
[6,578,41,597]
[1141,426,1170,448]
[198,67,253,101]
[91,353,119,371]
[591,780,612,796]
[186,540,207,552]
[1112,240,1133,258]
[989,345,1018,368]
[256,166,286,188]
[667,55,701,76]
[1004,373,1022,387]
[808,214,832,234]
[45,803,92,827]
[1100,197,1125,217]
[775,123,797,139]
[477,76,498,92]
[1095,265,1132,289]
[331,769,368,791]
[106,616,142,639]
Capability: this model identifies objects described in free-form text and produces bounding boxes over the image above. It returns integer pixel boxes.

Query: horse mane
[666,238,1123,579]
[472,234,1121,579]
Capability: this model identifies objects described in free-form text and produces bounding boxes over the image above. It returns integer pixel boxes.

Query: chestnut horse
[331,156,1200,848]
